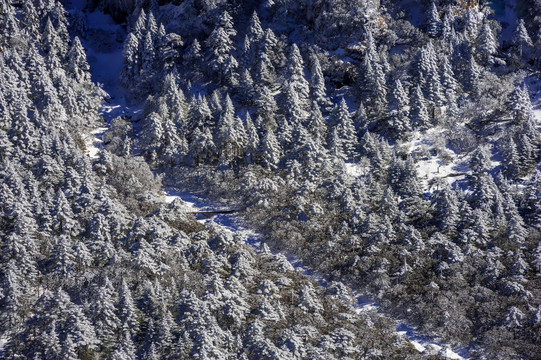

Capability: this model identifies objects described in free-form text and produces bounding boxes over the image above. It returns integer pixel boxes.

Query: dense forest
[1,0,541,359]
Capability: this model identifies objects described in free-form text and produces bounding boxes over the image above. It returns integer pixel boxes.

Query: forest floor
[67,1,485,358]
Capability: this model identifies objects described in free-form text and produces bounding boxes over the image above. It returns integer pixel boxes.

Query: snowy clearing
[344,162,368,177]
[396,128,471,191]
[83,126,108,159]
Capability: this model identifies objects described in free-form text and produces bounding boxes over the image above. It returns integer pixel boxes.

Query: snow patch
[73,5,142,160]
[83,126,108,159]
[416,156,459,188]
[0,337,7,355]
[396,128,469,191]
[344,162,367,177]
[534,108,541,125]
[395,323,468,359]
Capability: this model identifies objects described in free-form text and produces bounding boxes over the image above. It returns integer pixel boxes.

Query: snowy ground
[83,126,108,158]
[396,128,472,191]
[0,338,7,355]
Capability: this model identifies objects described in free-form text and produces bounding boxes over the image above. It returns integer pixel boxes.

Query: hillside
[1,0,541,359]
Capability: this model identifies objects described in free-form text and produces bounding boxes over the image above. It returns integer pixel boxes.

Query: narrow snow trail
[69,2,468,358]
[67,0,141,157]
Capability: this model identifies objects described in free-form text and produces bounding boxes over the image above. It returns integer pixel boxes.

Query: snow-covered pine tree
[285,44,310,109]
[387,78,411,138]
[206,10,239,86]
[334,98,357,159]
[410,84,430,130]
[440,54,460,117]
[310,54,332,110]
[476,21,498,65]
[512,19,533,57]
[259,128,282,170]
[66,36,90,83]
[425,1,441,38]
[121,32,141,89]
[308,101,328,147]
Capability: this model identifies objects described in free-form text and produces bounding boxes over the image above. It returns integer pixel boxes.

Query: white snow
[532,87,541,127]
[400,334,426,352]
[344,162,368,177]
[396,128,470,191]
[395,326,467,359]
[534,107,541,124]
[0,336,7,357]
[67,2,142,159]
[83,126,108,158]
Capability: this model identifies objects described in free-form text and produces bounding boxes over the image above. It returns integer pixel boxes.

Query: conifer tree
[255,52,275,88]
[387,78,411,137]
[248,11,264,42]
[502,135,521,180]
[140,31,157,93]
[410,85,430,130]
[146,11,158,37]
[286,44,310,108]
[188,127,217,165]
[510,85,533,124]
[206,10,238,86]
[426,1,441,38]
[90,277,120,349]
[418,43,445,106]
[259,28,283,69]
[335,98,357,159]
[308,101,328,147]
[132,7,147,36]
[66,36,90,83]
[183,38,203,77]
[310,54,332,110]
[328,127,346,161]
[0,261,24,332]
[260,128,282,170]
[20,1,39,38]
[160,72,188,131]
[441,55,459,116]
[469,145,492,182]
[187,95,212,137]
[283,80,309,127]
[244,112,260,164]
[432,184,460,234]
[215,95,247,166]
[441,11,454,41]
[121,32,140,88]
[237,68,256,103]
[41,16,64,66]
[477,22,498,65]
[512,19,533,57]
[465,8,481,41]
[254,84,278,128]
[466,52,481,96]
